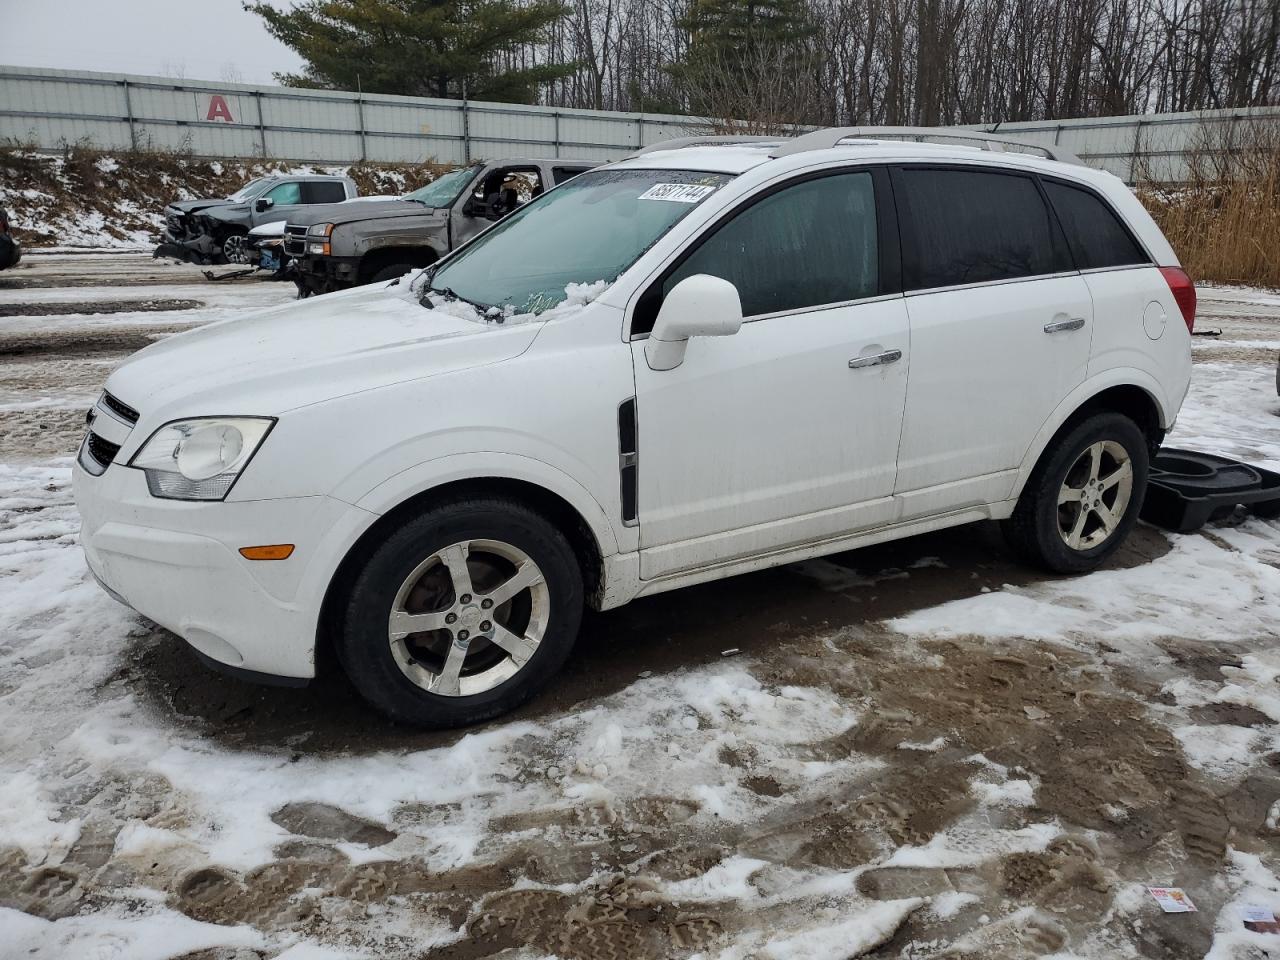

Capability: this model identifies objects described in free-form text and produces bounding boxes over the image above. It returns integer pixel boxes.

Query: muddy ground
[1,253,1279,959]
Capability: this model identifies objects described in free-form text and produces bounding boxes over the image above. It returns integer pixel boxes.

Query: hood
[104,281,542,422]
[286,199,434,228]
[167,199,234,216]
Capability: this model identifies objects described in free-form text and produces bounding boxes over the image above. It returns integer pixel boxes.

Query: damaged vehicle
[246,220,290,278]
[0,206,20,271]
[157,174,356,265]
[286,159,596,296]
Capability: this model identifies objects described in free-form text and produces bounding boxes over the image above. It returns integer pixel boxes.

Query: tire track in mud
[4,630,1272,960]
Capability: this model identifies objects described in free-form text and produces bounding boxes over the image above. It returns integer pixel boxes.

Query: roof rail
[630,135,780,157]
[767,126,1083,165]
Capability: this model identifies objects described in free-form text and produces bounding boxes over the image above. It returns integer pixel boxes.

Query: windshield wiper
[421,284,491,313]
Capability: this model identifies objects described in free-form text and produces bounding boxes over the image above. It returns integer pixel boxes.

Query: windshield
[428,168,733,314]
[227,178,274,202]
[404,165,482,208]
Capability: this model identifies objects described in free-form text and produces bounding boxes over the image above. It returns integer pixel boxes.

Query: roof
[613,127,1097,180]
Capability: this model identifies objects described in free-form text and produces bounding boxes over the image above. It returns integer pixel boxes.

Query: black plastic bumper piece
[189,645,311,688]
[1140,448,1280,533]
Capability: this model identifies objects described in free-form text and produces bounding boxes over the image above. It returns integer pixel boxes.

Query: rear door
[631,168,911,579]
[891,165,1093,517]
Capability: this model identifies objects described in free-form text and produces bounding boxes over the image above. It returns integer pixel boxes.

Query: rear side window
[896,168,1066,290]
[304,181,347,204]
[552,166,592,184]
[662,171,879,318]
[1042,180,1149,269]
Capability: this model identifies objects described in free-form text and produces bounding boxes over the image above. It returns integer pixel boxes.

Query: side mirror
[254,197,274,213]
[644,274,743,371]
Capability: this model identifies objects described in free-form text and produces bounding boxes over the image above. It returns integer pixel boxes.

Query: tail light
[1158,266,1196,333]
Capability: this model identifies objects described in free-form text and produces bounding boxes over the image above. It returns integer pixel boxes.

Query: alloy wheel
[222,234,249,264]
[1057,440,1134,550]
[387,539,548,696]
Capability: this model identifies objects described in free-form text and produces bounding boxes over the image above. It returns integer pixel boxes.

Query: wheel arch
[316,472,612,676]
[357,245,439,282]
[1011,374,1167,500]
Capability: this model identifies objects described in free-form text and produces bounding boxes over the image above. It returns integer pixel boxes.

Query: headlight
[129,417,274,500]
[308,223,335,236]
[308,242,330,255]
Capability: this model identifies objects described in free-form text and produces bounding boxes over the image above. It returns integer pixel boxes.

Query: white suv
[74,128,1195,727]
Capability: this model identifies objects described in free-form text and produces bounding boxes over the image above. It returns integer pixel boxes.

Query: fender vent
[618,398,638,525]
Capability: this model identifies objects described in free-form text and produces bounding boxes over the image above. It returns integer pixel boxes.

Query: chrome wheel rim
[1057,440,1134,551]
[222,234,249,264]
[387,539,548,697]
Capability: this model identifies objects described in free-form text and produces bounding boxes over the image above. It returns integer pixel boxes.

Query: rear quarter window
[1042,180,1150,270]
[896,167,1069,290]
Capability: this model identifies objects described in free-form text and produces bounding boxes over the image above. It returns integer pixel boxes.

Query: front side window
[1043,180,1149,270]
[403,165,482,208]
[897,168,1066,290]
[661,171,879,319]
[428,168,733,314]
[266,181,302,205]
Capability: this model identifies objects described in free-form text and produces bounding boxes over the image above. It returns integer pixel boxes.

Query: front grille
[101,391,139,425]
[284,224,309,256]
[78,430,122,476]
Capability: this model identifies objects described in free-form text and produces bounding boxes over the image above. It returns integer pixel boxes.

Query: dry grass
[1137,123,1280,290]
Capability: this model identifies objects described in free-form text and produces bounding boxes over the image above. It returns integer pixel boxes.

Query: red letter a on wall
[206,95,235,122]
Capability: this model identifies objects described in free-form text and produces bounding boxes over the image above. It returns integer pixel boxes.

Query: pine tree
[670,0,818,123]
[247,0,577,104]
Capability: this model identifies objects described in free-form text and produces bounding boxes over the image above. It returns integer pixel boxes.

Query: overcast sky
[0,0,306,85]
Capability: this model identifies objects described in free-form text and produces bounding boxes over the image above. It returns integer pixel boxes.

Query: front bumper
[295,255,360,292]
[73,457,375,680]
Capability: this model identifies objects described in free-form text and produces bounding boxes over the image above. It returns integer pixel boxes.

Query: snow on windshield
[406,269,610,326]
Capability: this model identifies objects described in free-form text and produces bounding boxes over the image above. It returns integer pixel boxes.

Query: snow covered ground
[1,256,1278,959]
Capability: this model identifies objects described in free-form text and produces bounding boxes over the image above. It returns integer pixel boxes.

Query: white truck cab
[74,128,1195,726]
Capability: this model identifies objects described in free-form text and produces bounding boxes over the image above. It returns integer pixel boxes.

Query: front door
[631,169,910,580]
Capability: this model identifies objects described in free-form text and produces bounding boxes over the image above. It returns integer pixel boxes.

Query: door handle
[1044,317,1086,333]
[848,349,902,369]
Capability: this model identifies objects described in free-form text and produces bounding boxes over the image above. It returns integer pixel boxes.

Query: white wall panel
[4,66,1277,180]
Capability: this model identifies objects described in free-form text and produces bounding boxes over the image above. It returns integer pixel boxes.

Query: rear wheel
[1003,412,1149,573]
[336,498,583,727]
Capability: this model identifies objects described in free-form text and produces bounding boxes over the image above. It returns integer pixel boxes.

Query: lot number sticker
[638,183,718,203]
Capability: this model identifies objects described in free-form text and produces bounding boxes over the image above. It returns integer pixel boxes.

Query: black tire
[369,263,415,284]
[1003,412,1150,574]
[336,497,583,727]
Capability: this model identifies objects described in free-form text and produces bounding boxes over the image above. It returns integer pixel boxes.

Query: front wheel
[1003,412,1150,574]
[220,231,250,264]
[336,498,584,727]
[369,263,417,284]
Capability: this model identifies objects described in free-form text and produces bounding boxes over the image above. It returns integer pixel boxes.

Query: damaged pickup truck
[156,174,356,265]
[286,159,596,296]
